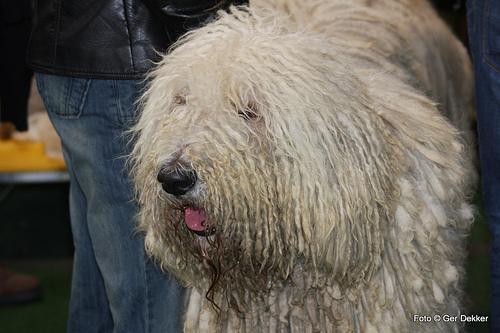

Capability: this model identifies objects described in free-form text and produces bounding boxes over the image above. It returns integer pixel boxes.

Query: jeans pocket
[35,73,91,119]
[113,80,147,126]
[484,0,500,72]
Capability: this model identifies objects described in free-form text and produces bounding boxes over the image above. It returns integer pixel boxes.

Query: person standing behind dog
[26,0,246,331]
[0,0,33,138]
[467,0,500,331]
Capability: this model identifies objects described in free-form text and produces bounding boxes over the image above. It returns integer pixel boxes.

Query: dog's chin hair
[197,237,274,318]
[193,233,225,314]
[156,204,272,317]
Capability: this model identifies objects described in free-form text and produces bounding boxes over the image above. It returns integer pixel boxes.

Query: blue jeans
[35,73,185,332]
[467,0,500,330]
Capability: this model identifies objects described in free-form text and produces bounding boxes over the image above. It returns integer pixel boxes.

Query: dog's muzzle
[157,168,214,237]
[157,168,198,196]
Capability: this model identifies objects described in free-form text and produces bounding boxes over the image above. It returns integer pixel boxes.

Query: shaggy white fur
[130,0,475,332]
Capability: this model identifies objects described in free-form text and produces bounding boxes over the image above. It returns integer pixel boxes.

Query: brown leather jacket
[27,0,247,79]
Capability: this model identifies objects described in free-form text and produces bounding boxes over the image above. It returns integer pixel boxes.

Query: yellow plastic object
[0,140,66,172]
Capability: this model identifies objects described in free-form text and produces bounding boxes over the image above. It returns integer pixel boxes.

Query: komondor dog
[130,0,475,332]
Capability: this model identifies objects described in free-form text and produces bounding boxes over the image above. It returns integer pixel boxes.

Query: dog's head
[131,6,410,300]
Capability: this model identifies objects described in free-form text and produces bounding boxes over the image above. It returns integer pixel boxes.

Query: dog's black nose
[157,169,197,196]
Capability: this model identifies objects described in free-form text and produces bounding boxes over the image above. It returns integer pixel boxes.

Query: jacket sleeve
[141,0,248,23]
[141,0,248,43]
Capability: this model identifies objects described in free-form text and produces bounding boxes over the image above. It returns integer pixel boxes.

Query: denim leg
[65,160,114,331]
[467,0,500,329]
[35,73,185,333]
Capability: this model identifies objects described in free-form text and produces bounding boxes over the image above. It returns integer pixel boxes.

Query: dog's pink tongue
[184,207,209,231]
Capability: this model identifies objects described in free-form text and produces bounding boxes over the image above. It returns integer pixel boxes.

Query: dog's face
[131,8,398,297]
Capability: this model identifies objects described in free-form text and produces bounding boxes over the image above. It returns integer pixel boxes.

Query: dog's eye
[173,95,186,105]
[238,101,258,120]
[238,109,257,120]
